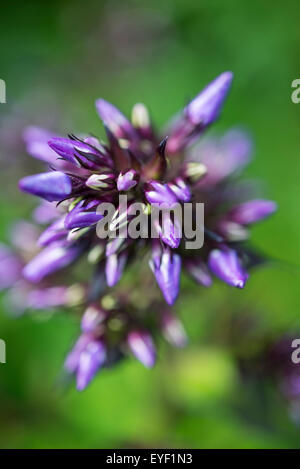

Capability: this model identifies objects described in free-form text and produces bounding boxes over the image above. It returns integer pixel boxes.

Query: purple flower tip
[95,99,135,139]
[149,245,181,305]
[187,71,233,126]
[229,199,277,225]
[19,172,72,202]
[127,330,156,368]
[208,248,248,289]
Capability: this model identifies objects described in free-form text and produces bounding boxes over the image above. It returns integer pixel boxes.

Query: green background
[0,0,300,448]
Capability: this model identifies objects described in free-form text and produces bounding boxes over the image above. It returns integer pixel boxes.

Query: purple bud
[38,217,68,246]
[23,243,82,283]
[149,244,181,305]
[145,181,178,206]
[167,72,233,153]
[117,169,139,191]
[105,251,128,287]
[27,286,69,309]
[105,237,126,256]
[19,171,73,202]
[127,330,156,368]
[156,214,182,249]
[186,72,233,126]
[168,178,191,202]
[65,200,103,230]
[228,199,277,225]
[76,339,106,390]
[208,248,248,288]
[184,258,213,287]
[48,137,113,170]
[81,304,106,333]
[65,335,106,391]
[95,99,137,140]
[161,310,188,348]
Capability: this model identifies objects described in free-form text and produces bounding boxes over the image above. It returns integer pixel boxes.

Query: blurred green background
[0,0,300,449]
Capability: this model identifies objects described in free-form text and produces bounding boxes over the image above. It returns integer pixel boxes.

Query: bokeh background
[0,0,300,449]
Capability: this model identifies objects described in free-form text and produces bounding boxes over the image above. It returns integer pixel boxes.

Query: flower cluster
[2,72,277,390]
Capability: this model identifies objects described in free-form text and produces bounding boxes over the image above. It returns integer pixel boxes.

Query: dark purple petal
[19,172,73,202]
[23,243,82,283]
[127,330,156,368]
[208,248,248,288]
[228,199,277,225]
[65,200,103,230]
[149,244,181,305]
[49,137,113,170]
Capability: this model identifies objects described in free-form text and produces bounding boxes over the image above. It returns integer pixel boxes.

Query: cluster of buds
[0,72,277,389]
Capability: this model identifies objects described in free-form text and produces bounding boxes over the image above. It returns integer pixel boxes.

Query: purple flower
[184,257,213,287]
[117,169,139,191]
[149,243,181,305]
[65,199,104,230]
[127,330,156,368]
[49,136,113,170]
[105,251,128,287]
[167,72,233,153]
[65,334,107,391]
[161,310,188,348]
[19,172,73,202]
[208,248,248,288]
[145,181,178,206]
[81,304,106,333]
[12,70,277,388]
[23,243,83,283]
[228,199,277,225]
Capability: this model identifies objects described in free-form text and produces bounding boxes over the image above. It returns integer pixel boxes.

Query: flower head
[11,71,278,389]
